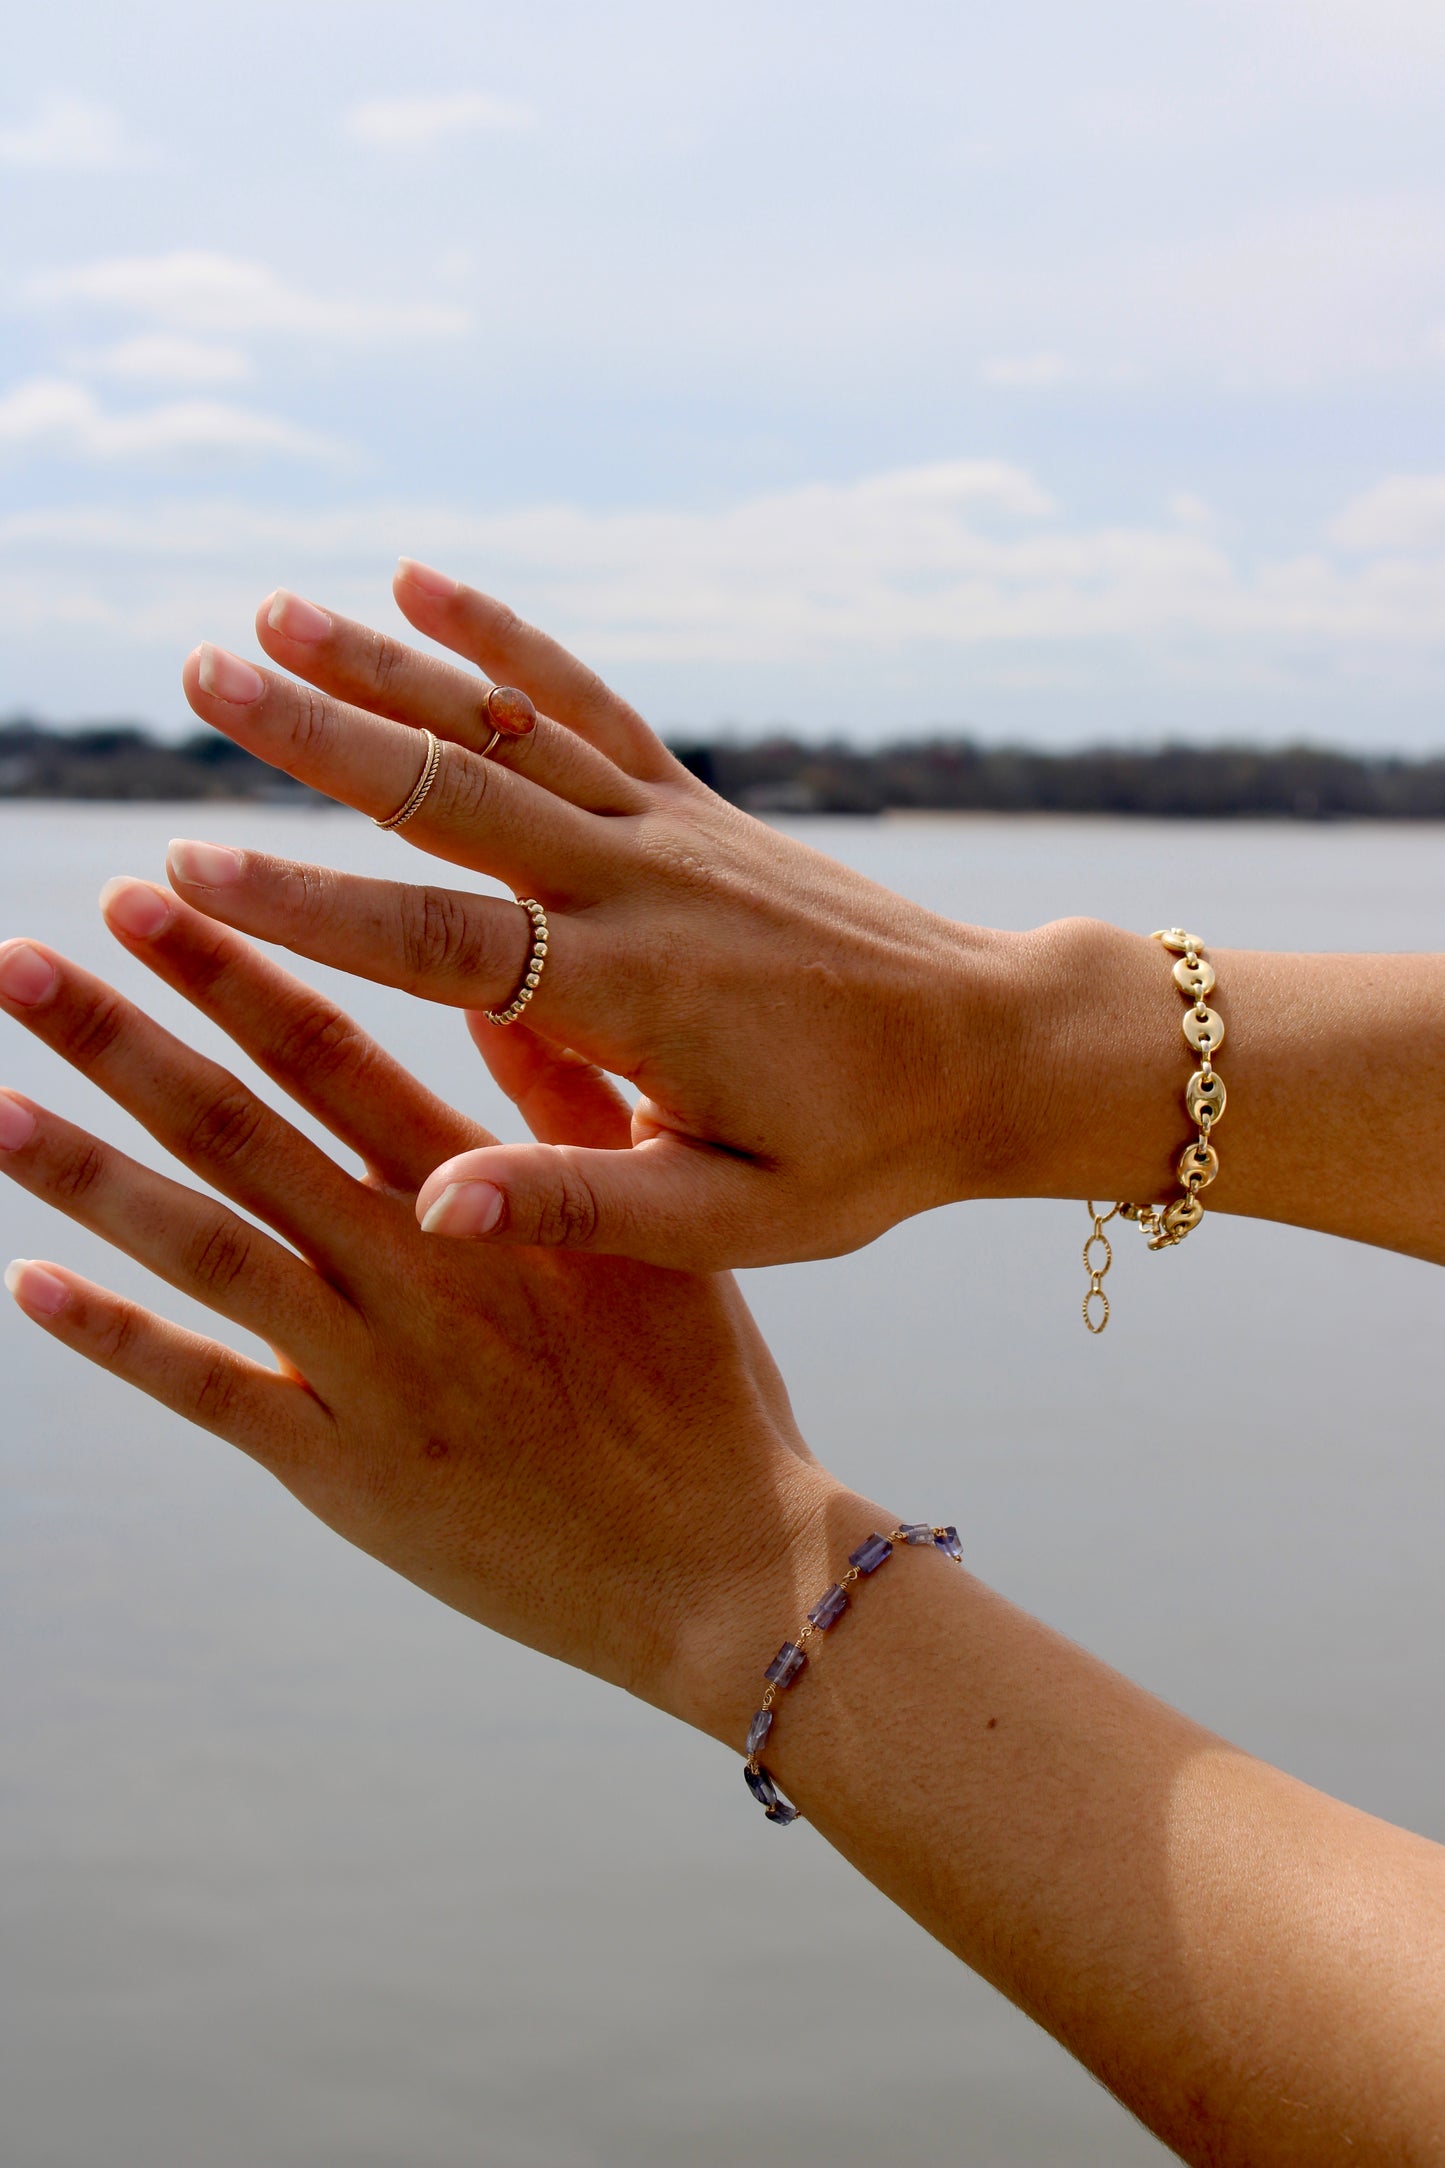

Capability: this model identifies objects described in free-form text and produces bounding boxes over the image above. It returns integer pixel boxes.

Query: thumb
[414,1134,765,1270]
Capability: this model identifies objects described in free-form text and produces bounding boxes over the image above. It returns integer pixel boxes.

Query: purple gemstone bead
[899,1522,935,1545]
[765,1641,807,1688]
[808,1583,849,1631]
[745,1707,774,1758]
[848,1531,893,1576]
[934,1526,964,1562]
[745,1763,779,1810]
[766,1798,800,1826]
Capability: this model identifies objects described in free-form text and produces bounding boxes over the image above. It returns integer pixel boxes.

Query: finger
[413,1131,768,1269]
[464,1015,633,1150]
[256,591,646,818]
[161,851,616,1052]
[0,1092,342,1353]
[0,936,364,1275]
[102,879,492,1192]
[181,644,621,901]
[4,1257,326,1469]
[394,561,674,783]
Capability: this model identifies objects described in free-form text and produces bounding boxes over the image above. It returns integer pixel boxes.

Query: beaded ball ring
[482,898,550,1027]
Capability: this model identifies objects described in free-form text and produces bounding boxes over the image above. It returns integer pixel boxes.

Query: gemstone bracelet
[744,1522,965,1825]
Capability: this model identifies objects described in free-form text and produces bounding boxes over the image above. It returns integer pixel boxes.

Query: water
[2,805,1442,2168]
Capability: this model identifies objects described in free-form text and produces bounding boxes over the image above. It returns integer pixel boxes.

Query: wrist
[1022,917,1197,1205]
[659,1461,898,1751]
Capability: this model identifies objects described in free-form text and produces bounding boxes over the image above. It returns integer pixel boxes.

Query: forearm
[686,1481,1445,2164]
[969,920,1445,1264]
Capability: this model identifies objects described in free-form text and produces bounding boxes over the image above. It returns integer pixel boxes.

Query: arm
[1018,921,1445,1266]
[164,572,1445,1270]
[2,901,1443,2163]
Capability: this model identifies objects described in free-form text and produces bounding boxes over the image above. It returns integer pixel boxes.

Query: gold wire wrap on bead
[1082,929,1225,1334]
[481,898,549,1027]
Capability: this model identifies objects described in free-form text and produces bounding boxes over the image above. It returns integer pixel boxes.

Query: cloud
[978,353,1074,388]
[0,94,144,171]
[3,459,1443,663]
[26,251,471,341]
[1328,473,1445,552]
[0,379,344,464]
[343,91,536,147]
[79,336,252,386]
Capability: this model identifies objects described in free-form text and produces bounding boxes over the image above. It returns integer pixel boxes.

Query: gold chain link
[1082,929,1225,1333]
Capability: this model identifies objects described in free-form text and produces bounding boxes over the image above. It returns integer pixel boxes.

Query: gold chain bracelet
[1082,928,1225,1334]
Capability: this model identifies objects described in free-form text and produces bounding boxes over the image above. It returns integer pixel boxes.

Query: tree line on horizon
[2,716,1444,819]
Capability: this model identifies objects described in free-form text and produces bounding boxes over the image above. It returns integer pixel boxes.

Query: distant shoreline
[4,719,1444,820]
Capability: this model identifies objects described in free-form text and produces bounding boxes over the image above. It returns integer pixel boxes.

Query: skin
[164,568,1445,1272]
[1,898,1443,2163]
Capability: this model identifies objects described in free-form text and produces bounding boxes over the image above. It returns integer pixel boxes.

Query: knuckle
[191,1357,241,1430]
[401,889,491,987]
[187,1215,258,1297]
[431,745,493,830]
[52,1136,108,1206]
[533,1160,600,1249]
[63,989,127,1073]
[272,996,370,1088]
[96,1300,142,1370]
[365,629,406,703]
[287,684,336,768]
[180,1082,267,1171]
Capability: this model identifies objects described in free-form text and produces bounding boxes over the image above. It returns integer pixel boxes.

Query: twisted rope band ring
[374,730,442,831]
[480,685,538,761]
[483,899,550,1026]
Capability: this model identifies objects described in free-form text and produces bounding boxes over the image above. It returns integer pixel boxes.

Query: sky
[3,0,1444,747]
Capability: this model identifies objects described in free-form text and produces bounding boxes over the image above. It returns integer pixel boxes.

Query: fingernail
[397,557,458,598]
[0,1095,37,1151]
[267,590,332,645]
[100,878,174,940]
[197,644,264,706]
[0,942,57,1006]
[420,1181,505,1237]
[5,1260,70,1319]
[168,839,243,889]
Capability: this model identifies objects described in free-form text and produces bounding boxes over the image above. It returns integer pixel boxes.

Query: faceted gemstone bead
[765,1798,800,1826]
[934,1526,964,1562]
[848,1532,894,1576]
[745,1763,779,1809]
[745,1707,774,1758]
[808,1583,849,1631]
[899,1522,936,1545]
[764,1641,807,1688]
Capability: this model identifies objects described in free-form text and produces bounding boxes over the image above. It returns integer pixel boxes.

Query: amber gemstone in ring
[486,685,537,736]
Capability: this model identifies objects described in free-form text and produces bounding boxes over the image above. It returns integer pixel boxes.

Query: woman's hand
[7,893,1445,2163]
[0,891,859,1739]
[163,567,1057,1270]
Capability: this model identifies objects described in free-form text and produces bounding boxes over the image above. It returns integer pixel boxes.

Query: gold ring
[374,730,441,831]
[483,899,549,1026]
[479,726,503,759]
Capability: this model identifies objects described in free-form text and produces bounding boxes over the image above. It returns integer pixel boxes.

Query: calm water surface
[2,806,1442,2167]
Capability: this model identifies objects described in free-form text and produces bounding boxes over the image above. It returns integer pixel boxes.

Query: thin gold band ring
[374,730,442,832]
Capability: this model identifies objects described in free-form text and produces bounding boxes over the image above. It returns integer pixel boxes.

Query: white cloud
[3,460,1443,662]
[26,251,471,341]
[0,379,344,465]
[0,94,144,171]
[79,336,252,386]
[979,353,1073,388]
[1328,473,1445,552]
[343,91,536,148]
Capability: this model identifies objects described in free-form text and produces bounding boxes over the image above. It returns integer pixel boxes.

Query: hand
[0,891,864,1742]
[164,567,1054,1270]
